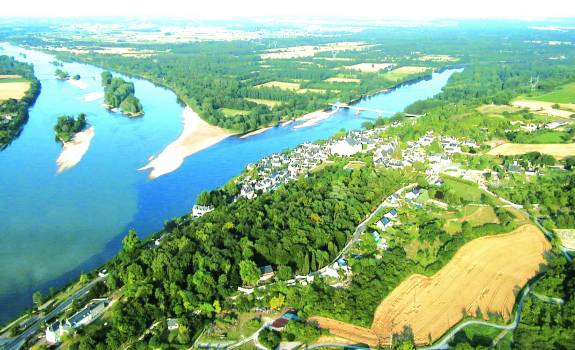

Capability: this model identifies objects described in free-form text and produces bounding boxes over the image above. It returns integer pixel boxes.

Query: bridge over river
[329,103,423,118]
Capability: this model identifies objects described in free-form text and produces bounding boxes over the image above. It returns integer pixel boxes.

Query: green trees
[53,113,87,142]
[101,72,144,116]
[239,260,260,287]
[54,68,69,80]
[259,328,282,349]
[0,55,40,149]
[32,290,43,307]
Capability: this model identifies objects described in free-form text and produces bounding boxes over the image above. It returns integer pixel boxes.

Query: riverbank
[56,126,95,173]
[139,106,235,179]
[240,126,274,139]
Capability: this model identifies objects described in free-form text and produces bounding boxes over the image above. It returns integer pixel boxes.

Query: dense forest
[101,71,144,116]
[0,55,40,149]
[54,113,87,142]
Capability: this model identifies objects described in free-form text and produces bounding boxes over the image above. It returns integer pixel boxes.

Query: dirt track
[311,224,550,346]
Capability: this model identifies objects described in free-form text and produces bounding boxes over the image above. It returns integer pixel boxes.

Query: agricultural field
[417,54,459,62]
[343,63,392,73]
[441,176,484,202]
[554,229,575,250]
[324,77,361,83]
[443,205,500,234]
[260,42,371,59]
[512,100,575,118]
[245,98,282,108]
[384,66,430,81]
[526,82,575,104]
[255,81,301,91]
[311,224,550,346]
[220,108,248,117]
[0,75,31,100]
[487,143,575,159]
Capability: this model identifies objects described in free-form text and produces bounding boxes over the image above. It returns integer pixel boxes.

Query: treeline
[0,55,40,149]
[492,170,575,229]
[63,164,410,349]
[101,71,143,116]
[512,255,575,349]
[54,113,87,143]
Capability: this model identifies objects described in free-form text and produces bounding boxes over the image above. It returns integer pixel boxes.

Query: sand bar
[240,126,274,139]
[56,127,95,173]
[293,110,338,129]
[67,79,88,90]
[83,92,104,102]
[140,106,234,179]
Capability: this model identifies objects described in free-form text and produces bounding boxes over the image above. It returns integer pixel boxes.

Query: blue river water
[0,43,461,323]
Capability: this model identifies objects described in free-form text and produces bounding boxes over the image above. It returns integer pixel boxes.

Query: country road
[0,276,105,350]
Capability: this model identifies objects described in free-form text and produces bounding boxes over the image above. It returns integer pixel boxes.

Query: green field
[512,130,570,144]
[527,82,575,104]
[220,108,248,117]
[442,175,484,203]
[245,98,282,108]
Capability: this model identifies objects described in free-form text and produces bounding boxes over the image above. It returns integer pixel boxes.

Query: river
[0,43,461,323]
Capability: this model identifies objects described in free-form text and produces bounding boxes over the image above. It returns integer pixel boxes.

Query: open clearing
[384,66,430,81]
[444,205,500,234]
[261,42,371,59]
[418,55,458,62]
[245,98,281,108]
[526,82,575,104]
[311,224,550,347]
[488,143,575,159]
[220,108,248,117]
[512,100,575,118]
[325,77,361,83]
[343,63,392,73]
[0,78,31,100]
[476,104,522,114]
[255,81,300,91]
[554,229,575,250]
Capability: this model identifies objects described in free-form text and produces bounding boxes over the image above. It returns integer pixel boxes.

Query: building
[376,217,393,230]
[405,187,421,201]
[46,320,70,344]
[167,318,180,331]
[192,205,214,218]
[66,299,109,328]
[330,138,362,156]
[384,209,398,219]
[259,265,275,282]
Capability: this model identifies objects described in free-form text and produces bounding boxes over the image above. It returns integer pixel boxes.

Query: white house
[545,121,567,130]
[330,138,362,156]
[46,320,70,344]
[376,217,393,230]
[192,205,214,218]
[384,209,398,220]
[405,187,421,201]
[167,318,180,331]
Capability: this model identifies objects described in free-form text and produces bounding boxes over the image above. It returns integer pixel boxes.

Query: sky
[2,0,575,20]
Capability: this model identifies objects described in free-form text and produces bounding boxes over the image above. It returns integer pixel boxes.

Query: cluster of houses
[511,120,570,132]
[46,298,110,344]
[237,129,387,199]
[1,114,13,124]
[191,204,215,219]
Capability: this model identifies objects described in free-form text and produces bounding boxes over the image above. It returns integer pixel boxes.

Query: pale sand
[512,100,575,118]
[83,92,104,102]
[293,110,338,129]
[139,106,234,179]
[56,127,95,173]
[554,229,575,250]
[67,79,88,90]
[240,126,274,139]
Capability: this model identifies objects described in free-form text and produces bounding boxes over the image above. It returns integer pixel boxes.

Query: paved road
[306,344,370,349]
[1,276,105,350]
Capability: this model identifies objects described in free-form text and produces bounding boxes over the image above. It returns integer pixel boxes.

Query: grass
[383,66,429,81]
[344,161,365,170]
[527,82,575,104]
[220,108,248,117]
[514,130,570,144]
[442,175,484,203]
[443,205,500,234]
[325,77,361,83]
[202,312,262,342]
[245,98,281,108]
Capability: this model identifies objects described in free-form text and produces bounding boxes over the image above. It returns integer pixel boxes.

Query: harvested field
[384,66,430,81]
[311,224,550,347]
[325,77,361,83]
[555,229,575,250]
[255,81,300,91]
[476,104,521,114]
[0,80,31,100]
[343,63,392,73]
[487,143,575,159]
[512,100,575,118]
[261,42,370,59]
[418,55,458,62]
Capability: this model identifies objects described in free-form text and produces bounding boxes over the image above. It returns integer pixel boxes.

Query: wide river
[0,43,461,323]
